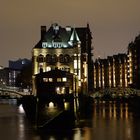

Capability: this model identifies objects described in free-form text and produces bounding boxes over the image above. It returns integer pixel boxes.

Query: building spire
[69,28,81,46]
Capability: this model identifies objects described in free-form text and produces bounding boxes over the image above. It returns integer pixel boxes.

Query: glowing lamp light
[18,104,25,113]
[64,102,70,110]
[49,102,54,108]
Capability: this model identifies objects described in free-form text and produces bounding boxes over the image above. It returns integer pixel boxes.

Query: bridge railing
[0,86,31,98]
[91,88,140,99]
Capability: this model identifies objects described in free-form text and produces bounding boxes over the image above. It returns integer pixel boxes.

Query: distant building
[93,53,128,89]
[94,58,109,89]
[0,67,20,87]
[9,58,31,70]
[0,59,31,88]
[32,23,93,95]
[127,34,140,89]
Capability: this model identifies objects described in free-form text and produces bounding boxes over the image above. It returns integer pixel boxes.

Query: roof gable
[34,23,89,49]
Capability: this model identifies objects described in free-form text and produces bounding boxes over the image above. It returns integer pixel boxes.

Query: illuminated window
[49,102,54,108]
[62,87,65,94]
[39,63,43,67]
[43,78,48,82]
[78,60,80,68]
[55,87,65,94]
[62,77,67,82]
[57,78,61,82]
[49,78,53,82]
[46,67,51,72]
[56,87,60,94]
[74,60,77,69]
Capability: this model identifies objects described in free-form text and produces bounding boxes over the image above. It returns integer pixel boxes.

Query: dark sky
[0,0,140,67]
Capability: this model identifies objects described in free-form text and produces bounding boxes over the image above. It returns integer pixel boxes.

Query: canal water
[0,99,140,140]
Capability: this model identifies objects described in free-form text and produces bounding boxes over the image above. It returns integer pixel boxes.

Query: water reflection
[0,99,33,140]
[39,130,74,140]
[93,101,131,119]
[18,104,25,114]
[0,99,140,140]
[91,101,134,140]
[38,101,137,140]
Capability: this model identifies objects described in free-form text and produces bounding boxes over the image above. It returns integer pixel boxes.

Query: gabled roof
[33,23,91,50]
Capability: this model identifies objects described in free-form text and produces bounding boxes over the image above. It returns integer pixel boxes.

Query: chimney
[41,26,46,39]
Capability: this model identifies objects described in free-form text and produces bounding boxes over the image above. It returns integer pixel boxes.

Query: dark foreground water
[0,99,140,140]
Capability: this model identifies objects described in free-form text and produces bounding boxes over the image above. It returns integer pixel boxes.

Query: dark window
[52,54,58,63]
[37,55,44,62]
[46,54,51,63]
[64,54,70,63]
[59,54,64,63]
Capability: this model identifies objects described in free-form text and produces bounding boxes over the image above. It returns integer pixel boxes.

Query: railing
[0,86,31,99]
[91,88,140,99]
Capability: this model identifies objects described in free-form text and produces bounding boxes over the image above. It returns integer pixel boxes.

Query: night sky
[0,0,140,67]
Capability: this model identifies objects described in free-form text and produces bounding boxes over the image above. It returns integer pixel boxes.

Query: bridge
[91,88,140,99]
[0,86,31,99]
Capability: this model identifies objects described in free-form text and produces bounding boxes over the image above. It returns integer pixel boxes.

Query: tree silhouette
[16,63,32,89]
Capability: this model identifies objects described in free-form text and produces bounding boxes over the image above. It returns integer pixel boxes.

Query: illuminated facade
[94,34,140,90]
[32,23,93,95]
[94,54,128,89]
[127,34,140,89]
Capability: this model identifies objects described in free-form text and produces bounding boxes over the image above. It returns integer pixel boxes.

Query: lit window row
[43,77,67,82]
[57,77,67,82]
[43,78,53,82]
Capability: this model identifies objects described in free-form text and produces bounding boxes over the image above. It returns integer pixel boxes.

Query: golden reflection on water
[71,101,135,140]
[0,99,138,140]
[89,101,133,140]
[93,101,130,120]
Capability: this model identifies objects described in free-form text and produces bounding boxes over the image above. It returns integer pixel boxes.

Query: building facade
[0,59,31,88]
[32,23,93,95]
[93,33,140,91]
[0,67,20,87]
[93,53,128,90]
[127,34,140,89]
